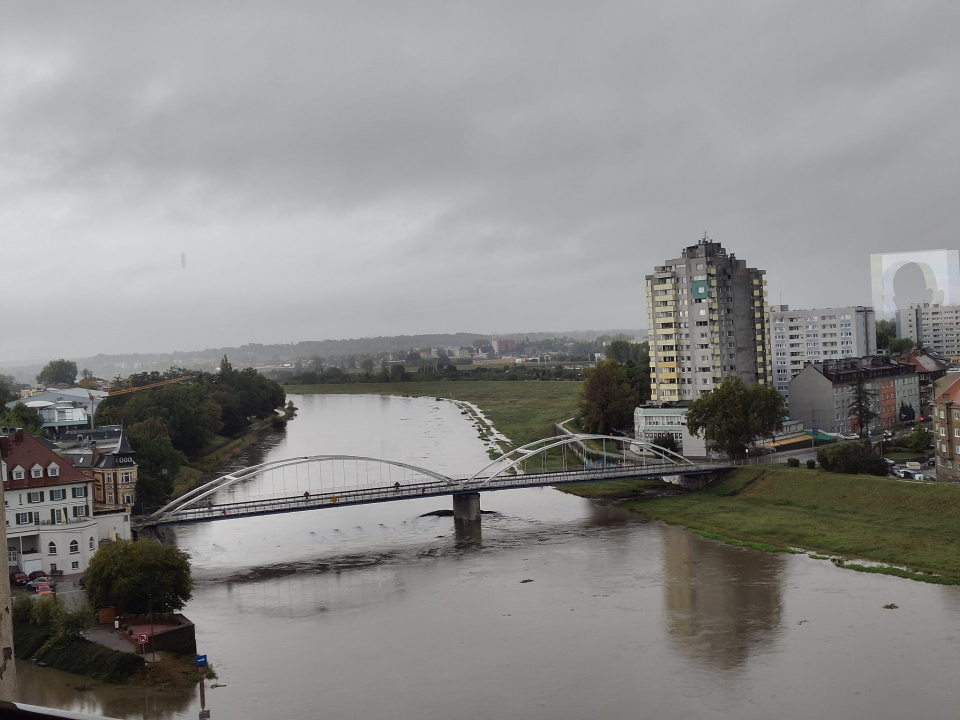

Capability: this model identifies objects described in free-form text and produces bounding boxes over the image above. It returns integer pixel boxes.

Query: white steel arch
[465,434,696,487]
[151,455,455,521]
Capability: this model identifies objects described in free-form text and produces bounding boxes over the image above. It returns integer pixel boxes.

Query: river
[18,393,960,718]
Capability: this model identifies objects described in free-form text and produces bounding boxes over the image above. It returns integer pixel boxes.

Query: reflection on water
[661,525,784,670]
[17,661,196,720]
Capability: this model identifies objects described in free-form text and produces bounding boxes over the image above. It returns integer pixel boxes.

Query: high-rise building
[646,238,771,402]
[898,303,960,362]
[769,305,876,401]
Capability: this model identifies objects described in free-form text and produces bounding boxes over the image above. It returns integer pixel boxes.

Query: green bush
[787,457,800,467]
[806,459,817,469]
[817,443,888,476]
[12,595,33,624]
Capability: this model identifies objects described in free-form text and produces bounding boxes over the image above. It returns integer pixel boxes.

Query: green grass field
[612,465,960,581]
[285,381,583,447]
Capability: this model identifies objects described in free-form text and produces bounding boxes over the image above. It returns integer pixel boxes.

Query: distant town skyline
[2,3,958,362]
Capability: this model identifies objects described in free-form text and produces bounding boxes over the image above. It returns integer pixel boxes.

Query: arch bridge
[140,435,732,530]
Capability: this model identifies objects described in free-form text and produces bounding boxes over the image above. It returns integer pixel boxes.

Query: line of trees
[95,357,286,507]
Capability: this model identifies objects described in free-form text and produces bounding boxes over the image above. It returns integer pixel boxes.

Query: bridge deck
[143,461,729,528]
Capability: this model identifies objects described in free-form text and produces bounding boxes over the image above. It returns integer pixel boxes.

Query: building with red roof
[1,428,130,576]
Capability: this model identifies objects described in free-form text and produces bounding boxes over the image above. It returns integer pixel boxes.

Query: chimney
[14,429,24,443]
[0,436,10,458]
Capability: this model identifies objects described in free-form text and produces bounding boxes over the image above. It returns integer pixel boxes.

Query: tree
[816,443,888,476]
[906,424,932,454]
[652,433,679,453]
[577,360,640,434]
[899,402,916,422]
[85,539,192,614]
[685,378,785,460]
[888,337,915,355]
[36,359,78,386]
[876,319,896,350]
[0,403,44,434]
[128,418,185,508]
[0,373,19,403]
[848,371,877,437]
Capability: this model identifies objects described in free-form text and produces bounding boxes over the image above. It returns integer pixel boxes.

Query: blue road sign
[196,654,208,667]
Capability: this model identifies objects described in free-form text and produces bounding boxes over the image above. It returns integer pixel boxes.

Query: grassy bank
[591,465,960,581]
[285,381,582,447]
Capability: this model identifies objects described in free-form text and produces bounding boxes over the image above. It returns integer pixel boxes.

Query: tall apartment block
[898,304,960,361]
[646,238,771,402]
[769,305,876,401]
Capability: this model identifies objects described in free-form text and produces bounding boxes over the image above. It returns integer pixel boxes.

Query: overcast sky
[2,2,958,362]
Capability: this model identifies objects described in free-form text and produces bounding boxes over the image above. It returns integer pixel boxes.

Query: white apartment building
[769,305,877,402]
[646,237,771,402]
[898,304,960,361]
[2,428,130,576]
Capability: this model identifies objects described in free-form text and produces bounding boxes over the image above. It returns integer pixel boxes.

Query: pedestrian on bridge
[394,482,400,491]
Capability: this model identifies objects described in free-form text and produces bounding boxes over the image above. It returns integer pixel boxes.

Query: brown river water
[18,393,960,719]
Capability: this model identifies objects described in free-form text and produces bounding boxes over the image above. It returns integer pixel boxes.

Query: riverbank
[285,381,582,446]
[566,465,960,583]
[13,622,206,689]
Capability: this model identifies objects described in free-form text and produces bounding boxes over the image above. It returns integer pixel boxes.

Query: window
[50,489,65,501]
[31,465,42,479]
[121,472,134,484]
[26,492,43,504]
[72,487,87,498]
[15,513,31,525]
[50,509,62,525]
[72,505,88,517]
[12,467,24,480]
[69,540,79,554]
[48,542,57,556]
[89,537,95,551]
[71,561,80,570]
[123,494,134,505]
[48,463,59,477]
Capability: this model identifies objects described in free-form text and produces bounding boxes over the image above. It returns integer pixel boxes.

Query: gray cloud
[2,1,959,361]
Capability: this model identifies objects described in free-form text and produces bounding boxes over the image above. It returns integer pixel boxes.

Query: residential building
[57,427,139,508]
[932,377,960,482]
[646,237,771,402]
[5,387,108,437]
[1,428,130,576]
[633,404,707,457]
[898,349,948,418]
[769,305,876,401]
[897,304,960,362]
[788,356,920,435]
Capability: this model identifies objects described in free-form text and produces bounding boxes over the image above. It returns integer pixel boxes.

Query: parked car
[35,583,55,596]
[25,576,54,590]
[78,576,87,589]
[883,458,896,466]
[913,473,934,482]
[28,570,48,581]
[9,571,28,586]
[928,457,937,467]
[844,433,860,440]
[883,430,894,440]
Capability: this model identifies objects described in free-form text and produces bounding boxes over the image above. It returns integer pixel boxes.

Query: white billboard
[870,249,960,318]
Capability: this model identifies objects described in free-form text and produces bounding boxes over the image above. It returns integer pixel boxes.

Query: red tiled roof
[1,431,90,490]
[935,376,960,406]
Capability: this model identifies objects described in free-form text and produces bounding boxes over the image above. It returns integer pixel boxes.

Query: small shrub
[787,457,800,467]
[806,459,816,469]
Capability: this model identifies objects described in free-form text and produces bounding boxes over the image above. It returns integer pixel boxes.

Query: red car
[28,570,48,581]
[9,571,27,586]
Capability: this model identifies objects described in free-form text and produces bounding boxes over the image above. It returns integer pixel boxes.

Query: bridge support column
[452,492,481,522]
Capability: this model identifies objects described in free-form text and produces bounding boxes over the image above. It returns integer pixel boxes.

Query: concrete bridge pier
[452,492,481,521]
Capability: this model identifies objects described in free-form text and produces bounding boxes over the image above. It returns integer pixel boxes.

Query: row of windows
[10,463,60,481]
[45,538,95,555]
[14,505,90,525]
[22,487,87,503]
